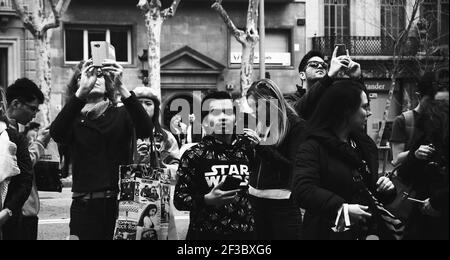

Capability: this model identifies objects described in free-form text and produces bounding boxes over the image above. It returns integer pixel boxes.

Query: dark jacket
[174,135,255,239]
[50,92,153,193]
[294,75,334,120]
[250,112,306,190]
[4,128,33,216]
[398,131,449,240]
[292,130,395,240]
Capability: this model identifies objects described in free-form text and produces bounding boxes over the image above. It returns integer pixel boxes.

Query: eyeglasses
[22,102,40,113]
[307,61,329,70]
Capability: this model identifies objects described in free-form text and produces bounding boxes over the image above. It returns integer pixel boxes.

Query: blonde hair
[247,79,297,147]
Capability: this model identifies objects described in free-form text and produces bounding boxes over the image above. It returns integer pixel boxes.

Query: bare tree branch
[41,0,61,33]
[212,0,246,44]
[245,0,259,43]
[55,0,71,15]
[137,0,150,12]
[161,0,181,20]
[12,0,39,36]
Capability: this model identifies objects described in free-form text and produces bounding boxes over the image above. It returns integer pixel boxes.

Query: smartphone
[91,41,116,67]
[221,176,245,191]
[335,44,347,57]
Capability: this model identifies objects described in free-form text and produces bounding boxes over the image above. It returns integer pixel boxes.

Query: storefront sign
[365,81,392,92]
[230,52,291,66]
[365,81,400,92]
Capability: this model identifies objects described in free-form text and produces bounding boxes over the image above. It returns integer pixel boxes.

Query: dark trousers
[250,196,302,240]
[1,216,20,240]
[18,216,39,240]
[70,198,118,240]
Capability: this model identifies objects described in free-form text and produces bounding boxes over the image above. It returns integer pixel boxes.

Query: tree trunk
[240,43,254,97]
[145,9,163,100]
[376,74,396,147]
[35,34,52,126]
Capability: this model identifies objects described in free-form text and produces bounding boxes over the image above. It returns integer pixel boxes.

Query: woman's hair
[417,99,449,161]
[66,61,116,103]
[138,204,158,226]
[149,97,168,141]
[307,80,366,134]
[0,87,8,123]
[246,79,297,146]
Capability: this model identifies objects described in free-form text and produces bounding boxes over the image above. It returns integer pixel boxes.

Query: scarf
[81,100,111,120]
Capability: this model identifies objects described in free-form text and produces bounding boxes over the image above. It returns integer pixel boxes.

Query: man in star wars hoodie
[174,92,256,240]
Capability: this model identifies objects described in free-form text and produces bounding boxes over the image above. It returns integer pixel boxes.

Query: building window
[324,0,350,36]
[381,0,406,38]
[65,26,132,64]
[421,0,449,45]
[230,29,292,67]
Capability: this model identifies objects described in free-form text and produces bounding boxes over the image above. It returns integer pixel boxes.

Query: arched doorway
[162,92,203,144]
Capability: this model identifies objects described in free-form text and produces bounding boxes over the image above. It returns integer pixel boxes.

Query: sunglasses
[307,61,329,70]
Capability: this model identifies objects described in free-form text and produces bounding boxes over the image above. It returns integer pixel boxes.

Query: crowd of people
[0,46,448,240]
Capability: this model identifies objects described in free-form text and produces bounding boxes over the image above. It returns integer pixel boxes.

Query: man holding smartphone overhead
[174,91,257,240]
[293,46,363,120]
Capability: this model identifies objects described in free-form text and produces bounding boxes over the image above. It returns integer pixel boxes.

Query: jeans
[250,196,302,240]
[70,198,118,240]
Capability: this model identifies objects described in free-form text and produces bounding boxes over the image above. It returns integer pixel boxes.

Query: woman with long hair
[245,79,304,240]
[398,99,449,240]
[292,80,396,240]
[133,87,180,173]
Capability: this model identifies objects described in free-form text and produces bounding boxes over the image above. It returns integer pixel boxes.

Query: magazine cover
[137,178,161,204]
[136,226,160,240]
[116,164,172,240]
[117,201,141,221]
[119,178,135,201]
[160,184,171,225]
[113,220,137,240]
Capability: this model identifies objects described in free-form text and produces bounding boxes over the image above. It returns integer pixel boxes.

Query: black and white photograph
[0,0,448,243]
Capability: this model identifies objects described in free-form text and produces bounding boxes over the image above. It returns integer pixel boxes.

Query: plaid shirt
[174,135,255,237]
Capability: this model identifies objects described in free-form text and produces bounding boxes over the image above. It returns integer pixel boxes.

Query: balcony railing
[0,0,13,10]
[312,36,397,57]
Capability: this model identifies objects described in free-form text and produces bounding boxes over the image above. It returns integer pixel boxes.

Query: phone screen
[335,44,347,57]
[221,176,244,191]
[91,41,116,67]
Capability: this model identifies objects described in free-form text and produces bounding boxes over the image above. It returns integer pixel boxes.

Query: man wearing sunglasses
[293,47,362,120]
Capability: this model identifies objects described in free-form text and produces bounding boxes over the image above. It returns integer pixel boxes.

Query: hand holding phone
[221,176,243,191]
[91,41,116,67]
[335,44,347,57]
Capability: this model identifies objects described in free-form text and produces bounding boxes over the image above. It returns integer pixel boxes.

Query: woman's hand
[75,60,97,100]
[103,60,130,99]
[414,144,435,160]
[376,176,395,193]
